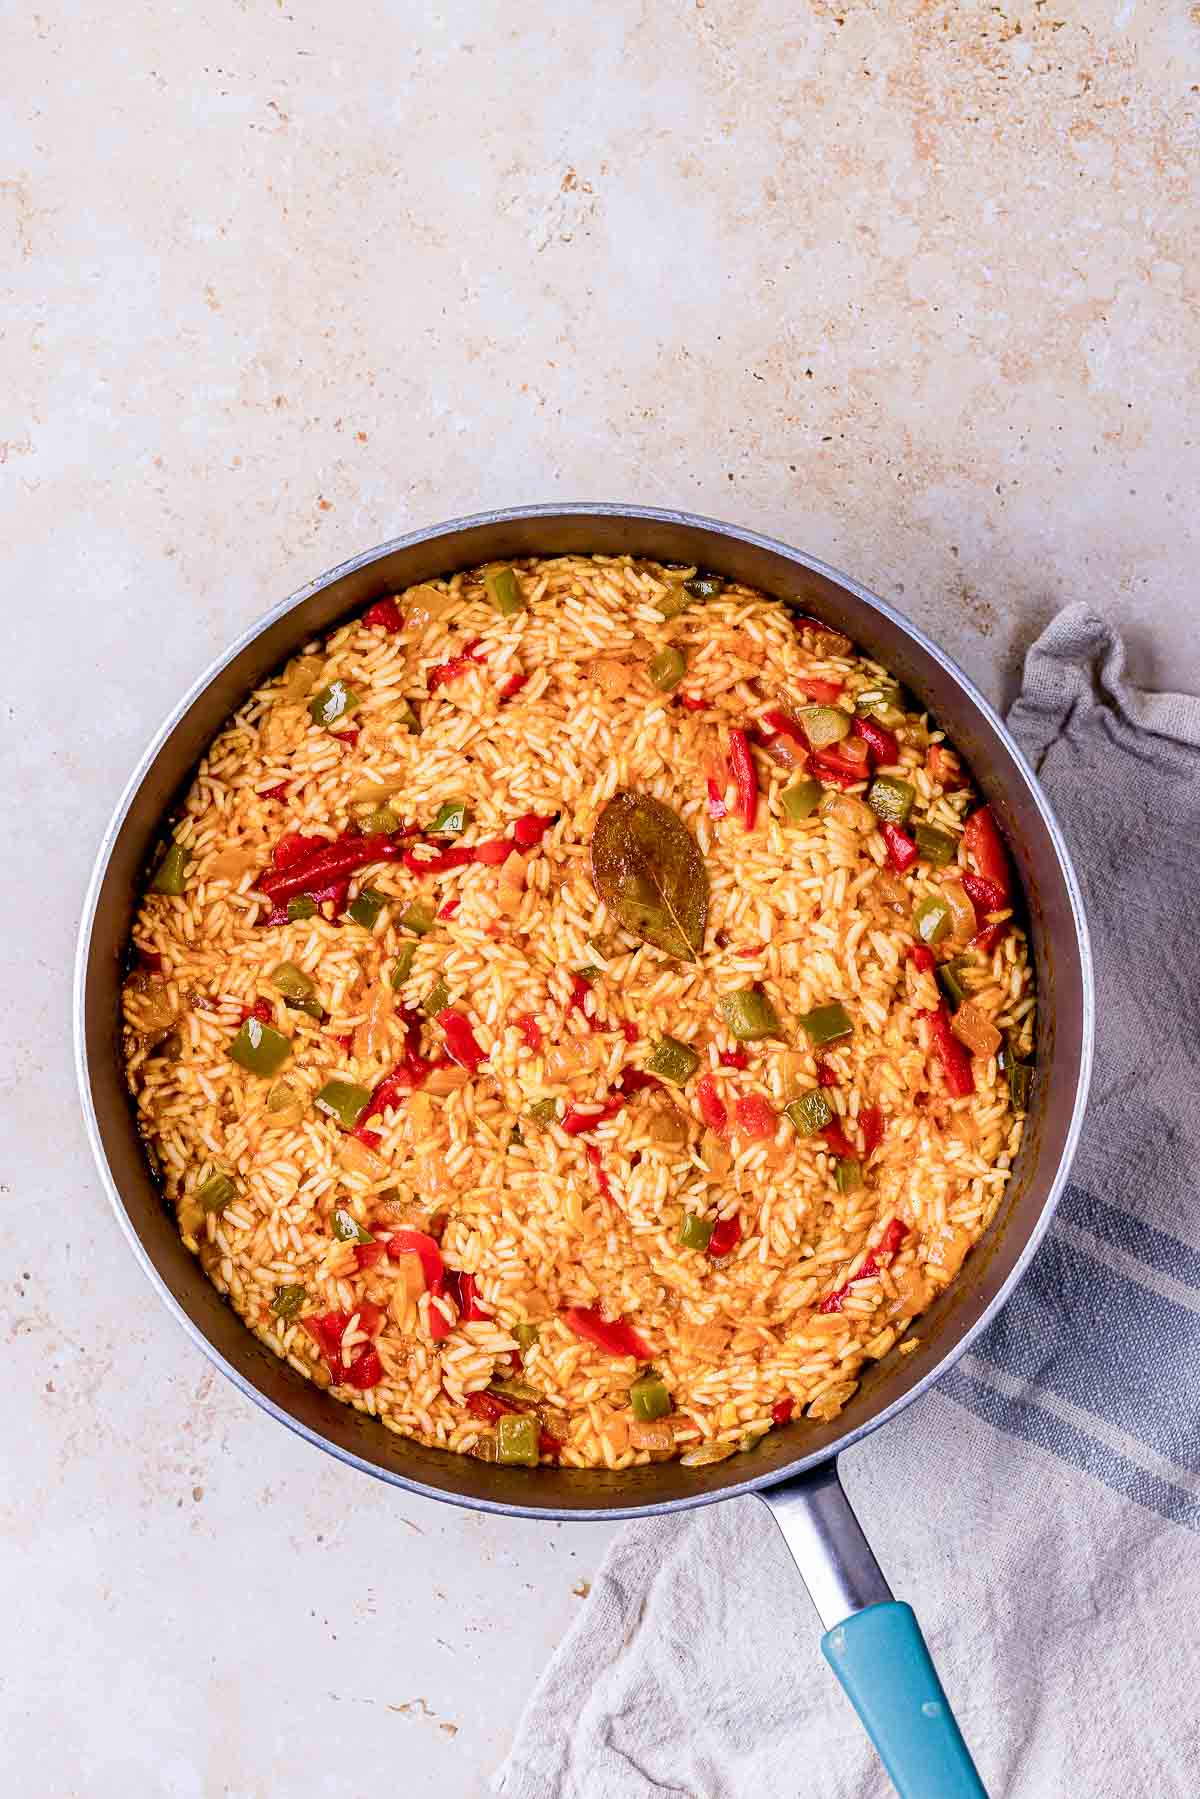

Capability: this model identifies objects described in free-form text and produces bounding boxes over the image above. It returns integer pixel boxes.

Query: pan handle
[757,1460,987,1798]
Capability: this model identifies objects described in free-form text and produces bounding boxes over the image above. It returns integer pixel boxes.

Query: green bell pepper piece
[527,1097,559,1127]
[308,679,360,727]
[684,574,723,600]
[855,684,901,718]
[271,1283,306,1320]
[395,699,421,734]
[399,898,435,936]
[196,1171,238,1214]
[936,956,969,1013]
[629,1373,672,1421]
[347,886,389,930]
[645,1035,700,1086]
[835,1158,863,1193]
[798,705,850,748]
[785,1090,834,1136]
[913,822,958,866]
[867,776,916,826]
[648,646,687,692]
[719,989,782,1041]
[332,1207,374,1244]
[678,1211,715,1251]
[496,1413,540,1466]
[913,895,951,946]
[514,1322,540,1354]
[422,976,450,1017]
[151,840,190,896]
[798,1003,852,1047]
[430,799,472,835]
[485,565,525,616]
[360,805,400,835]
[314,1080,372,1130]
[229,1017,292,1076]
[287,895,318,921]
[782,779,822,823]
[271,962,316,1002]
[390,940,418,988]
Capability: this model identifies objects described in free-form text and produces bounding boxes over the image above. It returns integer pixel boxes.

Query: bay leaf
[590,791,708,962]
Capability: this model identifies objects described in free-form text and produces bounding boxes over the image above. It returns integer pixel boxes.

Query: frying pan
[74,506,1093,1797]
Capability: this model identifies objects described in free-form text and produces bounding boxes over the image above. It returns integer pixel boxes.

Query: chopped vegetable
[678,1211,715,1251]
[734,1094,776,1140]
[151,840,190,896]
[706,776,728,819]
[796,677,843,705]
[861,1106,885,1155]
[196,1171,237,1214]
[287,895,318,921]
[527,1097,559,1126]
[835,1158,863,1193]
[963,805,1011,898]
[923,1004,975,1097]
[422,976,450,1017]
[819,1218,909,1313]
[563,1306,652,1360]
[229,1016,292,1076]
[853,716,900,766]
[798,704,850,749]
[496,1413,540,1464]
[811,739,871,787]
[399,899,435,938]
[961,872,1008,916]
[363,597,403,632]
[696,1072,729,1138]
[347,886,389,930]
[390,940,418,988]
[629,1372,672,1421]
[257,832,404,903]
[314,1079,372,1130]
[645,1035,700,1086]
[590,790,709,962]
[936,956,969,1012]
[719,988,781,1041]
[648,646,687,692]
[386,1227,444,1289]
[950,999,1002,1058]
[515,1013,542,1052]
[1007,1048,1033,1112]
[867,776,915,825]
[437,1007,488,1073]
[772,1396,795,1425]
[913,894,951,946]
[271,1284,306,1320]
[308,680,360,727]
[854,684,901,718]
[430,799,472,836]
[913,823,958,866]
[686,574,724,600]
[332,1207,374,1244]
[514,1322,540,1354]
[798,1002,852,1047]
[270,962,315,1002]
[728,728,758,830]
[785,1090,834,1136]
[879,821,919,873]
[484,564,525,615]
[707,1213,743,1259]
[782,778,822,823]
[821,1119,857,1159]
[654,585,690,621]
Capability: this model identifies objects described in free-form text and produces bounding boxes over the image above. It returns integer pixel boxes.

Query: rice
[122,554,1034,1471]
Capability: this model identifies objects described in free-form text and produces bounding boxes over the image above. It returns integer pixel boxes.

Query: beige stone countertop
[3,2,1196,1794]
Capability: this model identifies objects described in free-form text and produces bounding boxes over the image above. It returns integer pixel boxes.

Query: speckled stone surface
[4,3,1197,1793]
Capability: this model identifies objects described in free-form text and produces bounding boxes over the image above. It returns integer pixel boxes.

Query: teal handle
[822,1602,987,1798]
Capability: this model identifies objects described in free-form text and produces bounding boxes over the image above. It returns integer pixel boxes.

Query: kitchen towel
[493,606,1200,1799]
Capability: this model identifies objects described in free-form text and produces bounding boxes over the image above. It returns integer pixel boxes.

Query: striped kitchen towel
[494,606,1200,1799]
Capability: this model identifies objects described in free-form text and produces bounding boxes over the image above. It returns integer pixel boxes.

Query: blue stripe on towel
[938,1365,1200,1531]
[1057,1185,1200,1291]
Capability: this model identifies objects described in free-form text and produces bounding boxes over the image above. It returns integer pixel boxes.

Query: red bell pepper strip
[728,728,758,830]
[561,1095,625,1136]
[429,640,488,689]
[342,1346,383,1389]
[818,1218,909,1314]
[771,1396,795,1425]
[498,671,528,702]
[438,898,460,920]
[620,1019,639,1046]
[707,1213,743,1259]
[351,1125,383,1151]
[260,876,349,927]
[566,974,604,1033]
[796,677,843,705]
[927,744,966,788]
[719,1047,750,1069]
[515,1013,543,1052]
[385,1228,445,1288]
[258,832,404,901]
[908,943,935,973]
[465,1389,518,1424]
[273,830,326,872]
[821,1120,857,1159]
[336,727,360,749]
[538,1429,563,1460]
[852,715,900,766]
[879,821,919,872]
[363,598,404,633]
[816,1058,840,1088]
[677,693,707,711]
[734,1094,777,1140]
[811,742,870,787]
[970,920,1008,956]
[512,813,556,849]
[861,1106,885,1156]
[696,1072,729,1138]
[261,782,290,802]
[961,872,1008,916]
[760,708,811,752]
[472,839,511,866]
[303,1309,382,1385]
[706,777,728,820]
[585,1142,615,1202]
[354,1241,387,1271]
[446,1271,491,1322]
[922,1003,975,1097]
[437,1008,488,1074]
[240,998,273,1024]
[403,843,477,877]
[563,1306,651,1360]
[962,805,1011,899]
